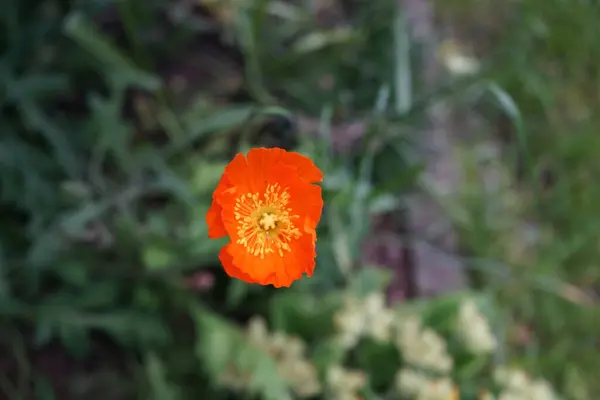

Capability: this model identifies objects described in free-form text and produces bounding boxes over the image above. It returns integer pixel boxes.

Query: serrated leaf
[311,340,347,374]
[192,307,292,400]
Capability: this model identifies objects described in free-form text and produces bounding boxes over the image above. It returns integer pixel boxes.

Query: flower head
[455,299,497,354]
[527,379,556,400]
[417,378,456,400]
[223,315,321,397]
[395,368,428,396]
[206,147,323,287]
[396,370,457,400]
[334,293,394,347]
[494,367,557,400]
[494,367,530,391]
[327,365,367,400]
[395,316,453,373]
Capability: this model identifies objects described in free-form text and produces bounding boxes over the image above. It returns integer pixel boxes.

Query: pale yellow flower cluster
[396,369,458,400]
[492,367,558,400]
[455,299,498,354]
[218,295,560,400]
[394,315,458,399]
[334,293,458,399]
[334,292,394,348]
[220,316,321,398]
[396,316,453,373]
[326,365,368,400]
[438,39,480,76]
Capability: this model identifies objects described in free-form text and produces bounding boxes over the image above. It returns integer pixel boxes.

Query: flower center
[259,212,278,230]
[234,183,301,259]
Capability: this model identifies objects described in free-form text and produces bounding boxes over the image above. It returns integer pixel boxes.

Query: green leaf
[33,320,54,349]
[27,228,65,270]
[57,260,89,287]
[189,160,227,196]
[348,267,391,299]
[34,375,57,400]
[226,280,252,309]
[99,312,169,348]
[87,92,139,171]
[145,352,179,400]
[485,82,531,176]
[307,237,345,290]
[164,105,256,157]
[188,204,227,262]
[59,324,90,359]
[311,339,347,375]
[142,244,177,271]
[192,306,292,400]
[367,193,400,215]
[372,143,421,193]
[63,12,160,90]
[4,73,70,102]
[183,105,255,139]
[393,9,412,114]
[17,100,81,178]
[269,292,341,341]
[355,339,399,390]
[565,365,591,400]
[413,290,496,335]
[292,28,355,54]
[60,200,112,237]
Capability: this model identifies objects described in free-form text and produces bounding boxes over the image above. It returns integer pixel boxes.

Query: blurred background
[1,0,599,399]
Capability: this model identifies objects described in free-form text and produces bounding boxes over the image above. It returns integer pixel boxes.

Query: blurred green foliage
[0,0,598,399]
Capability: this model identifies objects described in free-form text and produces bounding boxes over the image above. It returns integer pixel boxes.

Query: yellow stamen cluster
[234,183,301,258]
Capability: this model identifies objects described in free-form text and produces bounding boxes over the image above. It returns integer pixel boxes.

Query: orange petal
[291,230,317,277]
[255,257,296,288]
[247,147,285,169]
[266,166,324,229]
[226,240,280,283]
[206,202,227,238]
[259,233,316,287]
[221,153,253,192]
[206,173,233,239]
[302,184,323,228]
[304,217,318,242]
[247,147,323,184]
[228,149,285,196]
[281,150,323,183]
[246,147,286,194]
[226,229,317,288]
[214,186,243,240]
[219,244,257,284]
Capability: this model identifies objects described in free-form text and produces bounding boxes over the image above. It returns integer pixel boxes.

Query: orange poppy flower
[206,147,323,287]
